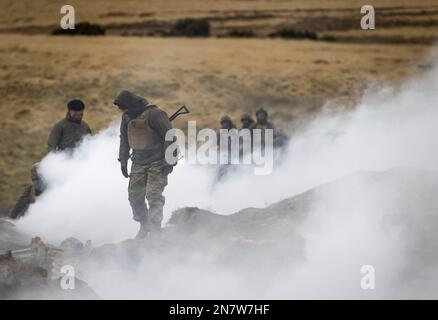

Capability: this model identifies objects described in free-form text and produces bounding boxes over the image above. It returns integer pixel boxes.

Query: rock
[60,237,84,251]
[0,219,30,251]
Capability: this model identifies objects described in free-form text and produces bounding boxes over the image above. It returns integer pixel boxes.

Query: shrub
[269,28,317,40]
[52,22,106,36]
[226,29,256,38]
[169,18,210,37]
[319,35,336,42]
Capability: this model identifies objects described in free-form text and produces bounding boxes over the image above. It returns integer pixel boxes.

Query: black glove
[161,164,174,176]
[121,163,129,178]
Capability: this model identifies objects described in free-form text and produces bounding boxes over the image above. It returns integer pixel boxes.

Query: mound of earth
[2,167,438,298]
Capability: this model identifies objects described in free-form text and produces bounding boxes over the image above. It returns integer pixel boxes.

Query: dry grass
[1,0,437,43]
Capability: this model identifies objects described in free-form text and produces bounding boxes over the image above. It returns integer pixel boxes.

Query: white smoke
[14,52,438,299]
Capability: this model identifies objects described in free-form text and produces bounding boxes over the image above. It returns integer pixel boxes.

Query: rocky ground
[2,167,438,299]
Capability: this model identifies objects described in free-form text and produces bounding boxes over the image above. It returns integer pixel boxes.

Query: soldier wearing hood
[114,90,175,239]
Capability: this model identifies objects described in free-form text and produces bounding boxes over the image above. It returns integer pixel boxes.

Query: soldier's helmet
[255,107,268,116]
[30,162,40,181]
[240,113,254,122]
[220,115,232,124]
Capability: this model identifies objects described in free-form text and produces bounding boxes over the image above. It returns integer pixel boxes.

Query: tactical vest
[127,107,162,151]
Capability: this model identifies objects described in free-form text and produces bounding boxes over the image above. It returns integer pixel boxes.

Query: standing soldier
[216,115,237,149]
[48,99,92,152]
[215,115,238,181]
[216,115,238,154]
[114,90,176,239]
[251,107,288,150]
[250,107,275,131]
[240,113,254,130]
[250,107,276,149]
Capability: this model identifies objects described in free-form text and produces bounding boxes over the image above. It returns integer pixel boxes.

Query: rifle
[169,105,190,121]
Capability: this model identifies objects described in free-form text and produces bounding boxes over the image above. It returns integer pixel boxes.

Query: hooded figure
[114,90,148,120]
[115,90,176,239]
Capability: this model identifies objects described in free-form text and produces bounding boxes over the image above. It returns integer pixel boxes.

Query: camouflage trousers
[128,159,168,228]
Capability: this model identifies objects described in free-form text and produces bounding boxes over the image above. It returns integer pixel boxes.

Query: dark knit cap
[67,99,85,111]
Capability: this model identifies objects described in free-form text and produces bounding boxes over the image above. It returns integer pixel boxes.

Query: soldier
[219,115,236,131]
[215,115,238,181]
[216,115,237,146]
[250,107,275,131]
[114,90,176,239]
[48,99,92,152]
[251,107,289,150]
[249,107,273,150]
[240,113,254,130]
[216,115,237,153]
[9,163,46,219]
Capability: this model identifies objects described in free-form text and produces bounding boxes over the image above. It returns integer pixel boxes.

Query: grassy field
[0,0,436,208]
[1,0,438,43]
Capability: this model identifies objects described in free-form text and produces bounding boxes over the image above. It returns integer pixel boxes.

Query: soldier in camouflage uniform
[9,163,46,219]
[114,90,176,239]
[48,99,92,152]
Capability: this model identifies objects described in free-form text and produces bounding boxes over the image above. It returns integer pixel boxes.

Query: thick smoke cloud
[14,52,438,299]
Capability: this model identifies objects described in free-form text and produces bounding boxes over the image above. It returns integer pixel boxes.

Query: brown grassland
[0,0,437,210]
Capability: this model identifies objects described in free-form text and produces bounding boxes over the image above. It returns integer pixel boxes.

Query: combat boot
[135,220,149,239]
[149,222,162,239]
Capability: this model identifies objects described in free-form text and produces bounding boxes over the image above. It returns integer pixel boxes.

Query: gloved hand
[161,164,174,176]
[121,162,129,178]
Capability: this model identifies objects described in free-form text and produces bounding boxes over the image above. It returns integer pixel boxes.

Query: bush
[319,35,336,42]
[226,29,256,38]
[170,18,210,37]
[269,28,317,40]
[52,22,106,36]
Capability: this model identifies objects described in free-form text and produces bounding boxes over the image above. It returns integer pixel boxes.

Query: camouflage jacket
[48,114,92,152]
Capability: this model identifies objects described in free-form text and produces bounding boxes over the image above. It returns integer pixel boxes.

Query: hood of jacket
[114,90,149,119]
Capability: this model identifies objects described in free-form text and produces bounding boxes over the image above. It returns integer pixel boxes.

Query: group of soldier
[9,91,287,239]
[9,91,176,239]
[217,107,288,153]
[219,107,274,132]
